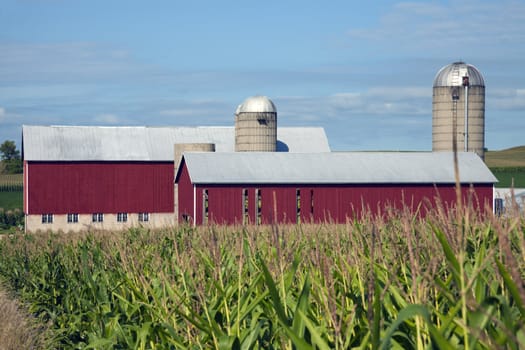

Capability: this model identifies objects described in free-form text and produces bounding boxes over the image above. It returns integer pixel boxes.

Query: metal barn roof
[180,152,497,184]
[22,125,330,161]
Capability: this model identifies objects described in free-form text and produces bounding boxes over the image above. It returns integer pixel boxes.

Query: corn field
[0,202,524,349]
[0,174,23,192]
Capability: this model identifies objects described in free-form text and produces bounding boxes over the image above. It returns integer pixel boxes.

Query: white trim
[493,185,495,214]
[25,162,29,214]
[193,185,196,227]
[24,162,29,234]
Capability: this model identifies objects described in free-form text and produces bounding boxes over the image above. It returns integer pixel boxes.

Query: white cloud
[346,1,525,57]
[0,107,5,124]
[94,113,120,124]
[0,107,23,125]
[157,99,233,124]
[0,42,149,85]
[488,88,525,110]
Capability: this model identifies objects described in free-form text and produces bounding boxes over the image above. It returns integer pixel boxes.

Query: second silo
[432,61,485,159]
[235,95,277,152]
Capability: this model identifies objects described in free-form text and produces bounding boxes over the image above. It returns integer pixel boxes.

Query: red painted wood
[26,162,173,214]
[176,176,493,226]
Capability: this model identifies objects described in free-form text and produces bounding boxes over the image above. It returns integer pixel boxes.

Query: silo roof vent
[433,61,485,87]
[236,95,277,114]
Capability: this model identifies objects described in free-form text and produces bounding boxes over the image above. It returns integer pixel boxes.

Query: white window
[41,214,53,224]
[117,213,128,222]
[92,213,104,223]
[138,212,149,222]
[67,213,79,223]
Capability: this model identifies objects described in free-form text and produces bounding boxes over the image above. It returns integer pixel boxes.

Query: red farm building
[175,152,497,225]
[22,95,497,232]
[21,122,330,232]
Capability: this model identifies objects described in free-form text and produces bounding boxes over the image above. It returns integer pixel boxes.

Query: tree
[0,140,22,174]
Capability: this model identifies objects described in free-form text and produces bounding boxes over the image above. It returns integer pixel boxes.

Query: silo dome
[433,61,485,87]
[432,61,486,159]
[236,95,277,114]
[235,95,277,152]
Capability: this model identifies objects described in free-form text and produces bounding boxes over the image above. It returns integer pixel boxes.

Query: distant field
[485,145,525,167]
[490,167,525,188]
[0,174,23,210]
[0,174,23,191]
[485,146,525,187]
[0,191,23,210]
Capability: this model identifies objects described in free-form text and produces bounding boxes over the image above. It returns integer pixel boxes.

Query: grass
[485,146,525,167]
[490,167,525,188]
[0,200,523,349]
[485,146,525,188]
[0,174,23,211]
[0,191,23,211]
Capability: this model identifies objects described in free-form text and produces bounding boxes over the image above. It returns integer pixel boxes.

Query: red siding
[26,162,173,214]
[178,181,493,226]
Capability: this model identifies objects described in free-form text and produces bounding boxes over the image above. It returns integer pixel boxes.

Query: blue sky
[1,0,524,151]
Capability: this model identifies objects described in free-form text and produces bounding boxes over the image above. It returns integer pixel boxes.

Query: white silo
[432,62,486,159]
[235,95,277,152]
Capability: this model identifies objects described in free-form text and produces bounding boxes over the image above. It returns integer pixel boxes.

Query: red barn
[22,125,330,232]
[175,152,496,225]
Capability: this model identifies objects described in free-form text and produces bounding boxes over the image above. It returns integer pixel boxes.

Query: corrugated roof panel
[22,125,330,161]
[182,152,497,184]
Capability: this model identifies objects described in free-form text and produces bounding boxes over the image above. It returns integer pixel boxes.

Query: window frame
[92,213,104,223]
[117,212,128,223]
[67,213,79,223]
[138,212,149,222]
[41,213,53,224]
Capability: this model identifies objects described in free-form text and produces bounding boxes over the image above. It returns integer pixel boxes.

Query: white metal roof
[180,152,497,184]
[22,125,330,161]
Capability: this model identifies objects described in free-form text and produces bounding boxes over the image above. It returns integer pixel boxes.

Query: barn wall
[26,213,176,233]
[26,161,174,214]
[186,183,493,225]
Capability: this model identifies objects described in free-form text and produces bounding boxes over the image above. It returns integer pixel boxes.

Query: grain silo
[235,95,277,152]
[432,61,485,159]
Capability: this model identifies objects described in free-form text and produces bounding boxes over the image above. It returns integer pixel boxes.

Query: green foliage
[0,206,523,349]
[0,208,24,233]
[0,140,19,161]
[490,167,525,188]
[0,140,22,174]
[0,191,23,210]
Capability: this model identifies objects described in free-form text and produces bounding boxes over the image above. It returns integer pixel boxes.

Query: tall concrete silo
[433,61,485,159]
[235,95,277,152]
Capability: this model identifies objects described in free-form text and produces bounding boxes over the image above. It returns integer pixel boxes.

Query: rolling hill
[485,146,525,188]
[485,146,525,167]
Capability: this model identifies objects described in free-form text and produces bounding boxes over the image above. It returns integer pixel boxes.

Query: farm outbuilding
[176,152,497,225]
[21,87,498,232]
[22,124,330,232]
